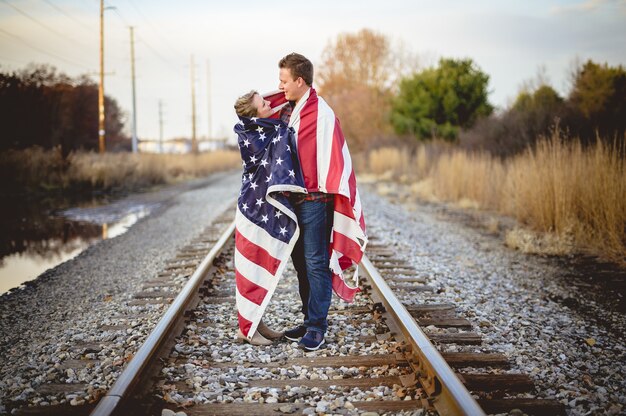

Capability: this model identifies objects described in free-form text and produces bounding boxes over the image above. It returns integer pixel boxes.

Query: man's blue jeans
[291,198,334,335]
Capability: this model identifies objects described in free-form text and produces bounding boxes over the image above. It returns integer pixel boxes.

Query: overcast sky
[1,0,625,143]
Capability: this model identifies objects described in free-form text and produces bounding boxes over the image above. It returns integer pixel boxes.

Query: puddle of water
[0,200,155,295]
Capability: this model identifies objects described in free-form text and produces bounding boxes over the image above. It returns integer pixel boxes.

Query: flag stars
[274,124,280,131]
[256,126,264,133]
[272,136,281,144]
[251,117,258,122]
[279,226,287,236]
[260,159,269,168]
[261,214,269,223]
[276,157,284,166]
[288,169,295,178]
[255,198,265,207]
[241,203,248,212]
[258,133,266,141]
[274,210,282,219]
[286,144,291,152]
[265,173,273,183]
[249,155,257,164]
[249,181,258,190]
[242,138,250,148]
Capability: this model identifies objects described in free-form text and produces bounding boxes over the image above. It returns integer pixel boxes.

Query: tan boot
[257,320,284,340]
[236,329,272,346]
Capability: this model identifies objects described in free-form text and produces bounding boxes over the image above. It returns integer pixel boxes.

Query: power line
[41,0,94,34]
[125,0,186,61]
[0,28,93,71]
[107,5,179,74]
[135,34,182,74]
[1,0,93,51]
[109,4,131,26]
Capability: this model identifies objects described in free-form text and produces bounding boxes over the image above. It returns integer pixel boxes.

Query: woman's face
[253,94,273,118]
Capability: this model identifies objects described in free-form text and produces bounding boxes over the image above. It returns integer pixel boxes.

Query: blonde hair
[234,90,259,117]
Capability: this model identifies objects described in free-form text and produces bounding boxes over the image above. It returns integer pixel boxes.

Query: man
[277,53,367,351]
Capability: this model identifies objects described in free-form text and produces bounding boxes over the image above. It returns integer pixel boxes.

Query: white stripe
[235,208,288,258]
[352,189,364,227]
[288,88,311,149]
[333,211,367,248]
[316,96,335,193]
[338,141,352,197]
[234,247,275,288]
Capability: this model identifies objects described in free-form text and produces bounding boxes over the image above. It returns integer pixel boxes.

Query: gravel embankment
[361,182,625,416]
[0,171,240,413]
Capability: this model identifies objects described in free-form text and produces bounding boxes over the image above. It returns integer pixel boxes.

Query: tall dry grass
[365,133,626,262]
[1,147,241,193]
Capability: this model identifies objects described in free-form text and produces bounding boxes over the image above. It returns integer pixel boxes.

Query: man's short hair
[279,53,313,86]
[234,90,258,117]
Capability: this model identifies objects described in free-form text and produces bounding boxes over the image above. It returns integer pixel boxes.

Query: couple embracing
[232,53,367,352]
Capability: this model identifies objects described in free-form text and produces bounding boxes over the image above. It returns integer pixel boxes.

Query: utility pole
[158,100,164,154]
[98,0,105,153]
[129,26,138,153]
[206,59,212,141]
[190,54,198,154]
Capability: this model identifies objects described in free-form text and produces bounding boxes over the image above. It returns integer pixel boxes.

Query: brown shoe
[257,320,284,340]
[236,329,272,346]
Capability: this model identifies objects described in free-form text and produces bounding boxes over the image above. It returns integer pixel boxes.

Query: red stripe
[237,311,252,336]
[325,118,345,192]
[235,229,280,275]
[338,254,353,270]
[332,274,360,302]
[332,231,364,264]
[235,269,268,306]
[263,90,288,108]
[334,195,355,220]
[348,168,357,207]
[298,91,319,191]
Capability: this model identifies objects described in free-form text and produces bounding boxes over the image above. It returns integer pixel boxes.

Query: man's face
[279,67,306,102]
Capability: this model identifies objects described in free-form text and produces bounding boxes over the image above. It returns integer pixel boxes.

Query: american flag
[234,115,307,338]
[235,89,368,339]
[284,87,368,303]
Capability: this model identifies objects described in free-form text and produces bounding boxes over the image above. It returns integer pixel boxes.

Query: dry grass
[1,147,241,193]
[67,150,240,189]
[365,132,626,263]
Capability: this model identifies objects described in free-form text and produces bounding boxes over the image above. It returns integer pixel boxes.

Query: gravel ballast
[0,172,240,413]
[0,173,624,415]
[361,182,625,416]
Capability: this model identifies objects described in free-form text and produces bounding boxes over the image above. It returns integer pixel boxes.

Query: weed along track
[11,206,565,416]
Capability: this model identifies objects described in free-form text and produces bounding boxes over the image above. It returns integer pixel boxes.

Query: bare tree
[316,29,417,151]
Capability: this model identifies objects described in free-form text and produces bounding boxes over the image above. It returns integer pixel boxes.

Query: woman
[232,91,306,346]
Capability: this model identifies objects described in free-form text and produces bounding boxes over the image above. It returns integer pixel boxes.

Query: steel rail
[91,220,236,416]
[361,255,486,416]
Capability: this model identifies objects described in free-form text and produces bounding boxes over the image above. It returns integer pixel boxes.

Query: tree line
[318,29,626,157]
[3,32,624,159]
[0,64,127,156]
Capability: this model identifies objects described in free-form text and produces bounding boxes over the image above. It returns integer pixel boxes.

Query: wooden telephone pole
[98,0,105,153]
[190,54,198,154]
[129,26,138,153]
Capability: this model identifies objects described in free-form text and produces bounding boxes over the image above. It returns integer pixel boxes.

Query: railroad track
[12,206,565,415]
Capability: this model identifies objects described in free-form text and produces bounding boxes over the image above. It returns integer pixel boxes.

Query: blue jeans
[291,199,334,334]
